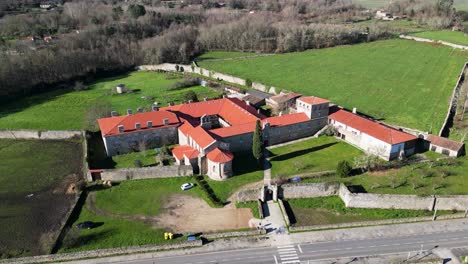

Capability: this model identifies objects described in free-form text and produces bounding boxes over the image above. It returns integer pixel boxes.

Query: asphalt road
[108,230,468,264]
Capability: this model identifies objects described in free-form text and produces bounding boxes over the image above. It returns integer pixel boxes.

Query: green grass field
[411,30,468,46]
[205,152,263,202]
[0,139,83,258]
[0,72,222,130]
[302,156,468,196]
[286,196,448,226]
[269,137,363,178]
[195,51,259,61]
[111,149,159,169]
[236,201,260,219]
[59,206,175,253]
[198,39,468,132]
[94,178,211,216]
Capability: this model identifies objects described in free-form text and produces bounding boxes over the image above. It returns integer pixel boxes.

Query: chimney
[163,118,169,125]
[152,105,159,111]
[111,111,118,117]
[147,121,153,128]
[118,125,124,133]
[137,107,143,113]
[222,95,226,98]
[188,100,193,104]
[352,107,357,114]
[135,123,141,129]
[204,97,207,101]
[168,102,173,106]
[127,109,132,115]
[257,109,261,114]
[246,100,250,106]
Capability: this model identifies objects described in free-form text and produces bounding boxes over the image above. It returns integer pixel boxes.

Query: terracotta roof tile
[172,145,199,160]
[98,111,180,137]
[207,148,234,163]
[268,93,302,104]
[298,96,329,105]
[426,135,464,152]
[329,110,416,145]
[190,126,216,149]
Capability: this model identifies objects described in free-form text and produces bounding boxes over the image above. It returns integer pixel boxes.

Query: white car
[181,183,195,190]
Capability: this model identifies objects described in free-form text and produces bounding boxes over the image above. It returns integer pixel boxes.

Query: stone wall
[280,182,340,199]
[0,240,202,264]
[435,196,468,211]
[0,129,82,140]
[278,199,291,227]
[103,126,179,156]
[237,188,261,202]
[289,213,466,232]
[100,165,193,181]
[338,184,435,210]
[203,230,260,239]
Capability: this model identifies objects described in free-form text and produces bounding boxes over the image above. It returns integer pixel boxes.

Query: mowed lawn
[94,178,212,216]
[286,196,444,227]
[0,139,82,258]
[269,137,362,178]
[195,51,259,61]
[0,71,222,130]
[198,39,468,132]
[411,30,468,46]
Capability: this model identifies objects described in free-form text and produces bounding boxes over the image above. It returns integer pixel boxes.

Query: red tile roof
[264,113,310,127]
[98,111,181,137]
[210,113,311,138]
[190,126,216,149]
[161,98,263,126]
[426,135,464,152]
[207,148,234,163]
[172,145,200,160]
[298,96,329,105]
[329,110,416,145]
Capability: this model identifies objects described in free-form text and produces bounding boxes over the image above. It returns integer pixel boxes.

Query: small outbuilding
[426,135,465,157]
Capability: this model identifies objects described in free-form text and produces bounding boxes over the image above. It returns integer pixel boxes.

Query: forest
[0,0,459,102]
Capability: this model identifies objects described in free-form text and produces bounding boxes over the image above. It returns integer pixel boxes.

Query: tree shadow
[269,142,338,162]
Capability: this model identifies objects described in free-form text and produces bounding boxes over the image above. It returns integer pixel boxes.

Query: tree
[336,160,352,177]
[183,90,198,102]
[128,4,146,19]
[252,119,263,160]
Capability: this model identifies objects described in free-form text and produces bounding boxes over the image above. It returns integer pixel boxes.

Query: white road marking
[281,261,301,264]
[297,244,303,253]
[280,254,298,258]
[281,256,299,261]
[274,255,278,264]
[277,245,295,249]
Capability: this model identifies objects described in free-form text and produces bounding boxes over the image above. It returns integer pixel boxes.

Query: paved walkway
[263,149,271,185]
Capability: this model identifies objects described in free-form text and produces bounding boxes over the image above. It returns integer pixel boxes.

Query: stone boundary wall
[203,230,260,239]
[400,34,468,50]
[278,199,291,227]
[100,165,193,181]
[289,213,466,232]
[280,183,468,211]
[338,184,435,211]
[0,129,82,140]
[237,188,261,202]
[439,62,468,136]
[137,64,280,95]
[280,182,340,199]
[0,240,202,264]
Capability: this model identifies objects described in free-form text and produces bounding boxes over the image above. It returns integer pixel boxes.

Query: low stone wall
[278,199,291,227]
[289,213,466,232]
[100,165,193,181]
[203,230,260,239]
[0,240,202,264]
[400,34,468,50]
[0,129,82,140]
[280,182,340,199]
[237,188,260,202]
[436,196,468,211]
[338,184,435,211]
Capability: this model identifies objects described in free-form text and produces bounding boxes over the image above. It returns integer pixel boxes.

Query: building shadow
[269,142,338,162]
[281,200,297,225]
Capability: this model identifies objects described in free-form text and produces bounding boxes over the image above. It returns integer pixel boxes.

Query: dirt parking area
[156,194,253,233]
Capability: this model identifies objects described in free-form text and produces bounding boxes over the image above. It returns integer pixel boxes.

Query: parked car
[76,221,95,229]
[181,183,195,190]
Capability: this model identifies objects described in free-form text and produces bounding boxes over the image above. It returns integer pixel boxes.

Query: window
[442,149,450,155]
[213,166,216,172]
[431,146,436,151]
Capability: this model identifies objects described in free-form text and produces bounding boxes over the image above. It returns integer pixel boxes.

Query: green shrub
[245,78,252,87]
[336,160,352,177]
[134,159,143,168]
